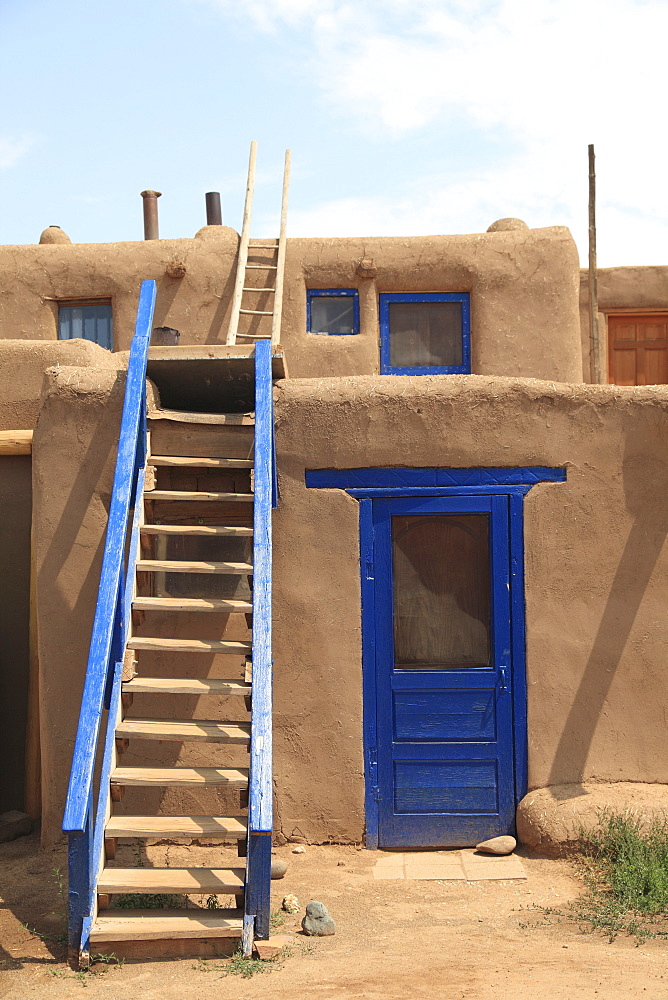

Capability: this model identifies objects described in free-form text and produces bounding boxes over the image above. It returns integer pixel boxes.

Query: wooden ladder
[226,141,291,347]
[85,399,272,959]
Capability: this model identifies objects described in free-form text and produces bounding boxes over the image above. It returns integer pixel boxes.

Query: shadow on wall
[548,431,668,791]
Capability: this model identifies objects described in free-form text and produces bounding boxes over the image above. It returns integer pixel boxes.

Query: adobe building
[2,207,668,874]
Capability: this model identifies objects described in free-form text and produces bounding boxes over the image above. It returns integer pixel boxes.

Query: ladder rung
[127,638,251,655]
[148,456,254,469]
[115,718,251,743]
[98,867,245,895]
[239,309,273,316]
[123,675,251,693]
[242,287,276,292]
[132,597,252,613]
[246,264,278,269]
[104,815,248,839]
[141,525,253,536]
[111,766,248,787]
[248,243,279,248]
[136,559,252,574]
[147,490,253,502]
[236,333,272,339]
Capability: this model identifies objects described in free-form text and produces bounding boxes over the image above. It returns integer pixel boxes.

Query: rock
[254,934,293,960]
[301,901,335,937]
[337,860,346,867]
[282,894,300,914]
[517,782,668,855]
[0,810,32,844]
[292,844,306,854]
[476,835,516,855]
[271,858,288,879]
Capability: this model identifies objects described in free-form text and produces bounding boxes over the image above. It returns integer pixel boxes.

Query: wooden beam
[588,143,601,384]
[0,430,33,455]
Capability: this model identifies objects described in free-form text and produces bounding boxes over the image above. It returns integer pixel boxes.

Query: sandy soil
[2,833,668,1000]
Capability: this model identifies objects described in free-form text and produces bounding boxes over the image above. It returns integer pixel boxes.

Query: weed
[270,908,286,928]
[91,951,125,969]
[205,894,221,909]
[112,893,188,909]
[223,949,276,978]
[539,812,668,943]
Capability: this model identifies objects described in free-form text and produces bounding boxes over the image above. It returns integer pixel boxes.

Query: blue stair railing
[62,280,157,964]
[242,340,276,955]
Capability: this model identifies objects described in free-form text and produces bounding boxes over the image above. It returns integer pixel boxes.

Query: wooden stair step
[123,677,251,695]
[98,867,245,895]
[146,490,253,502]
[136,559,253,575]
[127,637,251,654]
[133,597,252,613]
[105,815,248,839]
[111,766,248,787]
[150,409,254,426]
[90,908,243,943]
[141,525,253,537]
[116,718,251,743]
[148,456,254,468]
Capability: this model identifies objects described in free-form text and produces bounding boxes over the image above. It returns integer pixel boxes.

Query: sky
[0,0,666,266]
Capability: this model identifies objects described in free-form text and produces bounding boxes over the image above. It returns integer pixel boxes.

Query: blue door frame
[305,466,566,849]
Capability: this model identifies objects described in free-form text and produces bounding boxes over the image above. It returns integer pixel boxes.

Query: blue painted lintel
[306,467,566,492]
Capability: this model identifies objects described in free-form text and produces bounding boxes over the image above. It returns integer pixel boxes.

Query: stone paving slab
[372,849,527,881]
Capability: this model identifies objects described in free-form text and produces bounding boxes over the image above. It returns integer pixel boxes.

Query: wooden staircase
[63,283,277,967]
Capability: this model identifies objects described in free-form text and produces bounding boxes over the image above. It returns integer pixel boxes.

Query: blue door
[369,494,517,847]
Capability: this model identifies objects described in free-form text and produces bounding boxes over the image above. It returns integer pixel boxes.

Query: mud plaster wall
[0,226,582,383]
[34,370,668,845]
[273,375,668,843]
[579,267,668,383]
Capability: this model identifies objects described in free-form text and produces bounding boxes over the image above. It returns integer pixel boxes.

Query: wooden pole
[271,149,291,347]
[226,141,257,346]
[588,144,601,384]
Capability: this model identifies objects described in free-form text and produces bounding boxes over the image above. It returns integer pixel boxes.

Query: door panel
[608,313,668,385]
[371,495,516,848]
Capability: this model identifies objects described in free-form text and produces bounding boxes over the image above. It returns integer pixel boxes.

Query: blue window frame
[58,300,113,350]
[379,292,470,375]
[307,289,359,336]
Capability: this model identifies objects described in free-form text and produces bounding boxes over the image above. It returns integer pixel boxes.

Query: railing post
[67,786,93,963]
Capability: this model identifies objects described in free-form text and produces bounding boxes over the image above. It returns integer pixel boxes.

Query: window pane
[310,296,356,334]
[392,514,490,668]
[388,301,462,368]
[58,303,113,350]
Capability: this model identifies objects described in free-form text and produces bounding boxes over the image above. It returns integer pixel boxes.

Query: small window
[58,299,113,350]
[307,289,359,336]
[379,293,470,375]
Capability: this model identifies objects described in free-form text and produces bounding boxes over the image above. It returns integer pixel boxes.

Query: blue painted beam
[306,467,566,490]
[63,280,156,835]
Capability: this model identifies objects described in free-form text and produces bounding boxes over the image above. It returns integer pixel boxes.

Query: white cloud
[0,133,35,169]
[207,0,668,265]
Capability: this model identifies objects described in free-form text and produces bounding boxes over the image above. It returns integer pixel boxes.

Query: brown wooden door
[608,313,668,385]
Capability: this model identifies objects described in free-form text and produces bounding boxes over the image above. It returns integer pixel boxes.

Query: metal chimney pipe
[140,190,162,240]
[205,192,222,226]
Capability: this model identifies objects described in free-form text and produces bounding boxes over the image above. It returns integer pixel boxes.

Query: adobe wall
[33,366,668,844]
[579,266,668,382]
[0,225,583,383]
[273,375,668,843]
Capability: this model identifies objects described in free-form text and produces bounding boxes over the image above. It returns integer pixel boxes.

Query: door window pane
[392,514,490,668]
[388,302,462,368]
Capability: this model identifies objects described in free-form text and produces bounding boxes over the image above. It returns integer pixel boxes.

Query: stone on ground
[302,901,336,937]
[476,835,516,855]
[282,893,300,913]
[271,858,288,879]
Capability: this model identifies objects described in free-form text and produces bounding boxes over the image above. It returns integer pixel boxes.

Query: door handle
[498,667,509,693]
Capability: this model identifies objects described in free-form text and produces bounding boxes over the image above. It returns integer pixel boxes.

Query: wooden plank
[227,140,257,345]
[98,867,245,894]
[136,559,252,574]
[132,596,252,613]
[115,718,251,743]
[271,148,291,345]
[90,908,243,943]
[141,524,253,537]
[127,637,251,654]
[0,429,32,455]
[147,490,253,502]
[123,677,251,695]
[149,456,254,468]
[149,409,254,426]
[148,421,254,460]
[24,516,41,819]
[105,815,248,838]
[111,766,248,787]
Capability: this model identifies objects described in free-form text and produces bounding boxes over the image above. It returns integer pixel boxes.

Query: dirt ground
[2,833,668,1000]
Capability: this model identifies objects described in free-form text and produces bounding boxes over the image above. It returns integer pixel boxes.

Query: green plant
[112,893,188,909]
[270,908,286,928]
[540,812,668,943]
[91,951,125,969]
[222,949,276,978]
[205,894,221,909]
